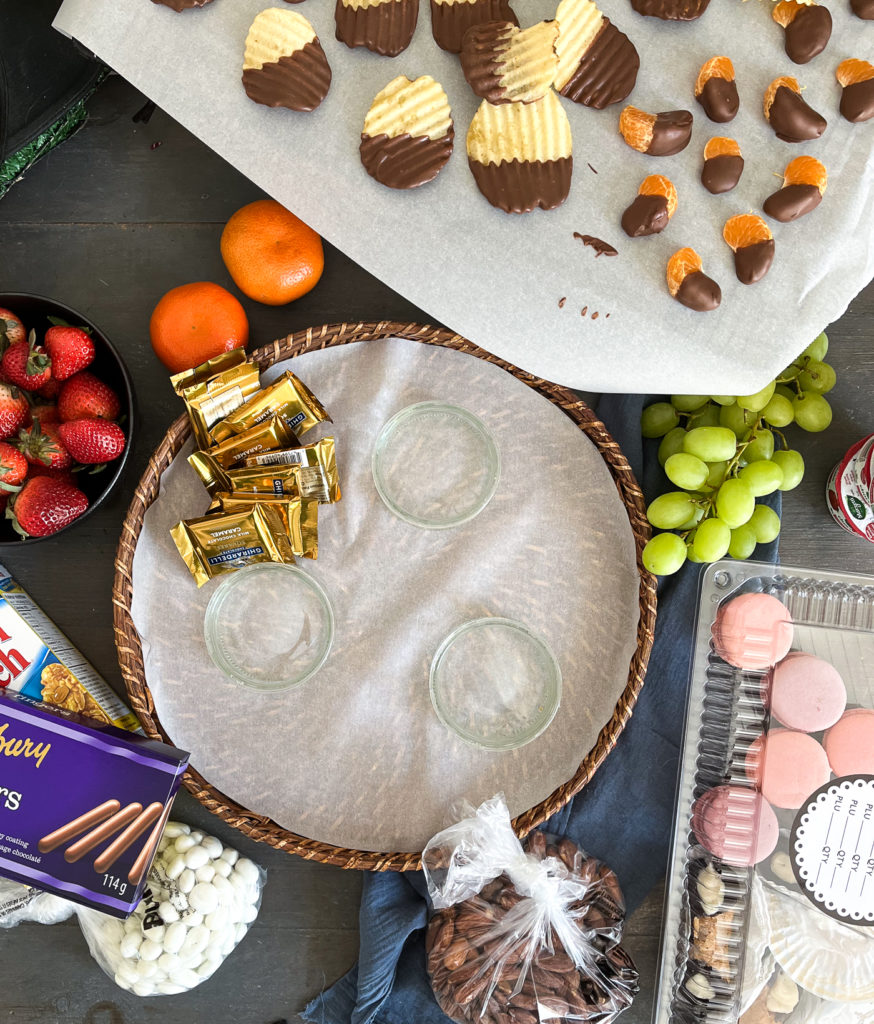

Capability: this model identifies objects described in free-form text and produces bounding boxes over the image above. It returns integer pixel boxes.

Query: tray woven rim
[113,320,657,871]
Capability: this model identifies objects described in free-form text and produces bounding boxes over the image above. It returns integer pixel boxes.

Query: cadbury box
[0,690,188,916]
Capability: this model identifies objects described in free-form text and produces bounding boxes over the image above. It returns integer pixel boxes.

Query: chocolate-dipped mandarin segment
[851,0,874,18]
[553,0,640,109]
[667,248,721,311]
[334,0,418,56]
[763,154,827,221]
[430,0,518,53]
[763,76,827,142]
[621,174,677,237]
[695,57,738,124]
[836,59,874,123]
[630,0,711,20]
[772,1,832,65]
[701,137,744,194]
[151,0,214,8]
[460,20,559,105]
[723,214,774,285]
[242,9,331,112]
[619,106,693,155]
[360,76,454,189]
[467,91,573,213]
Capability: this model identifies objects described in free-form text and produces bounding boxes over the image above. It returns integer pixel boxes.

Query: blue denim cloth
[304,393,780,1024]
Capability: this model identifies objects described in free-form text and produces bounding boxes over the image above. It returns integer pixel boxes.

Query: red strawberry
[26,462,75,487]
[38,378,62,400]
[7,476,89,538]
[0,441,27,492]
[28,403,60,427]
[0,308,25,351]
[1,331,52,391]
[58,371,120,422]
[0,384,29,440]
[44,324,95,381]
[58,419,126,464]
[16,421,73,470]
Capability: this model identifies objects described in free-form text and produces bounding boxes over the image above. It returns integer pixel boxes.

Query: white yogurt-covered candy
[120,932,142,959]
[205,908,227,933]
[195,865,215,884]
[165,855,186,880]
[139,938,163,962]
[163,822,190,839]
[185,912,203,929]
[144,925,165,944]
[241,902,258,924]
[136,958,158,979]
[132,980,156,997]
[212,874,233,896]
[184,846,210,870]
[116,961,140,985]
[158,901,179,924]
[170,968,200,989]
[181,925,210,958]
[201,836,223,859]
[235,922,248,943]
[178,869,196,894]
[214,860,232,878]
[157,952,178,973]
[220,848,239,865]
[162,921,187,955]
[124,915,142,933]
[197,957,222,979]
[189,831,204,843]
[234,858,259,883]
[174,835,196,853]
[157,981,187,995]
[114,973,133,991]
[189,883,219,915]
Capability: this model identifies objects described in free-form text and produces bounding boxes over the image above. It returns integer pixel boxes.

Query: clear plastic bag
[77,821,265,997]
[423,795,638,1024]
[0,878,75,928]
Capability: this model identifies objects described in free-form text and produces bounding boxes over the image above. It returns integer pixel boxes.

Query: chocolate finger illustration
[38,800,122,854]
[127,802,173,885]
[94,803,164,875]
[64,802,143,863]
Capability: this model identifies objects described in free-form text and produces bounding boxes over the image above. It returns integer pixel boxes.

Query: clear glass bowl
[429,617,562,751]
[371,402,500,529]
[204,564,334,691]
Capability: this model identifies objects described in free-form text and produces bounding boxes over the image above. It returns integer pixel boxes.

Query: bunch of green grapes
[639,332,834,576]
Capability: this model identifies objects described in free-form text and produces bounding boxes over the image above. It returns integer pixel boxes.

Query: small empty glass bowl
[372,402,500,529]
[204,564,334,691]
[429,618,562,751]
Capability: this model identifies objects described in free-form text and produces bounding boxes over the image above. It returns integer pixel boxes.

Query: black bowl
[0,293,134,545]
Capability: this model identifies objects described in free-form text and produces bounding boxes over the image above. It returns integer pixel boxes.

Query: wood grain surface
[0,75,872,1024]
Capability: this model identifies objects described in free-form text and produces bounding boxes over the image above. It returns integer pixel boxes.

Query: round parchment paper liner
[114,322,656,870]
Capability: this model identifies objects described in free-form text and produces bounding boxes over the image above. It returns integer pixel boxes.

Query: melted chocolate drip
[784,4,832,64]
[647,110,693,156]
[630,0,710,18]
[573,233,619,256]
[734,239,775,285]
[360,129,454,189]
[558,297,567,308]
[701,154,744,194]
[676,271,721,312]
[150,0,213,9]
[620,194,669,236]
[841,79,874,123]
[469,156,572,213]
[558,20,640,109]
[242,41,332,112]
[431,0,518,53]
[335,0,418,56]
[767,86,827,142]
[851,0,874,18]
[763,183,822,222]
[696,77,739,123]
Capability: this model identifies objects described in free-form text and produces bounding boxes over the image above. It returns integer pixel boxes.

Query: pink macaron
[712,593,793,670]
[691,784,779,866]
[768,652,847,732]
[823,709,874,777]
[745,729,831,809]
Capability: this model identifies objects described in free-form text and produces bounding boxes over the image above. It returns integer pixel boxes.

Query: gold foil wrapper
[170,349,248,395]
[214,493,319,559]
[170,504,293,587]
[243,436,340,504]
[206,415,301,469]
[174,356,261,449]
[211,370,330,444]
[189,450,302,499]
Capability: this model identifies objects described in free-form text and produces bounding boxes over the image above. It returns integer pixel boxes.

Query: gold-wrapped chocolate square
[213,493,319,559]
[206,415,301,469]
[188,450,302,499]
[243,436,340,504]
[171,351,260,449]
[211,370,330,444]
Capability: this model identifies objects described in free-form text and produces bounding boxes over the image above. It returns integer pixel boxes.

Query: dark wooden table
[1,75,872,1024]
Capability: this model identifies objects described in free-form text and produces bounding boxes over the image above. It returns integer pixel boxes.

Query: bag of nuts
[423,795,639,1024]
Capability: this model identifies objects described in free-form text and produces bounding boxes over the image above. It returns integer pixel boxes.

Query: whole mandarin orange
[149,282,249,374]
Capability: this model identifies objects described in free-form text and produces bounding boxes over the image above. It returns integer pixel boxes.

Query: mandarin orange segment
[782,154,828,193]
[666,247,702,297]
[723,214,772,252]
[836,58,874,86]
[764,76,800,117]
[619,106,655,152]
[703,136,742,160]
[695,56,735,96]
[639,174,678,218]
[772,0,803,27]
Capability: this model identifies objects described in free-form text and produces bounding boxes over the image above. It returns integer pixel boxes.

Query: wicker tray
[112,321,657,870]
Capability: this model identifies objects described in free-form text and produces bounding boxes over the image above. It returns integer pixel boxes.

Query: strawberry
[1,331,52,391]
[16,421,73,470]
[28,403,60,428]
[44,324,95,380]
[58,419,126,464]
[0,307,25,351]
[0,383,29,440]
[38,378,62,401]
[0,442,27,492]
[26,462,75,487]
[58,371,120,422]
[7,476,89,538]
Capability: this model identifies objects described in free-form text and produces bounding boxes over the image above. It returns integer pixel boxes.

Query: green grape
[710,395,736,406]
[793,391,833,432]
[690,404,721,429]
[772,449,805,490]
[797,361,836,395]
[719,402,754,440]
[762,393,794,428]
[642,533,688,575]
[740,460,783,497]
[779,360,802,381]
[774,384,796,403]
[744,429,775,463]
[749,504,781,544]
[641,402,681,438]
[703,460,728,492]
[683,426,738,462]
[647,491,697,529]
[658,427,687,468]
[671,395,709,412]
[729,524,758,560]
[715,478,755,528]
[665,453,709,491]
[693,517,731,562]
[803,332,828,362]
[678,507,706,530]
[736,381,776,413]
[686,543,706,564]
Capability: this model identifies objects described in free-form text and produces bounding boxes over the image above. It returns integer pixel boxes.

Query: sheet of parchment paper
[54,0,874,394]
[128,338,640,853]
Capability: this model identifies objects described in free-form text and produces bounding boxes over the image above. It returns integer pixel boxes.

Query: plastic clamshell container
[654,561,874,1024]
